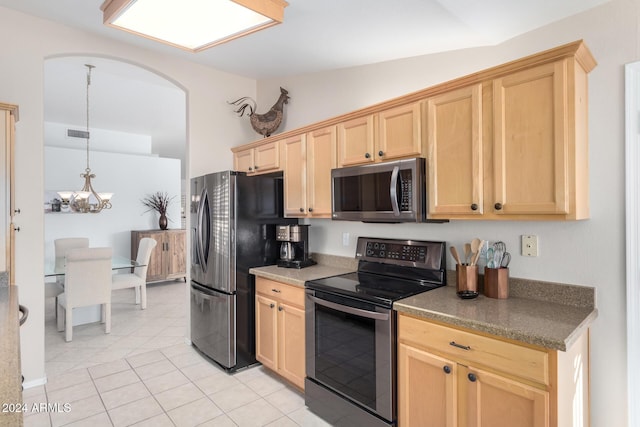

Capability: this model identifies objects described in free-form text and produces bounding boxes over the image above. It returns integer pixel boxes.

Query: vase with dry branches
[141,191,175,230]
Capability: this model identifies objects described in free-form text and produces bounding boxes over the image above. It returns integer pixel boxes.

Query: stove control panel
[355,237,445,270]
[364,241,426,263]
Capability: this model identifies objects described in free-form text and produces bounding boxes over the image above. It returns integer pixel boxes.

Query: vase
[159,213,168,230]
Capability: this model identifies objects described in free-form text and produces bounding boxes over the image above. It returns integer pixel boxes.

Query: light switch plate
[342,232,350,246]
[521,235,538,257]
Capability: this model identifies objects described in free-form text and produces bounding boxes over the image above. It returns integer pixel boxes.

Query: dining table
[44,255,143,277]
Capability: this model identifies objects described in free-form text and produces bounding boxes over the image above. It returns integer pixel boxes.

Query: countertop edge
[394,296,598,352]
[0,280,24,427]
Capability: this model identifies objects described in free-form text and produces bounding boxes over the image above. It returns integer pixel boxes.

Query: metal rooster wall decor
[229,87,290,138]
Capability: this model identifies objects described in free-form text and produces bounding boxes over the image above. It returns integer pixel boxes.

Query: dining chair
[112,237,157,309]
[45,238,90,316]
[56,247,112,342]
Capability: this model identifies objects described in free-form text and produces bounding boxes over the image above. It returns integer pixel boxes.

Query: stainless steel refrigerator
[190,171,296,371]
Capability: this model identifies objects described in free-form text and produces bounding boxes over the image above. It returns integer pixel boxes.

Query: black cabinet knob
[470,203,478,211]
[269,303,275,309]
[308,207,313,212]
[278,306,283,312]
[300,208,304,213]
[378,150,384,156]
[494,202,503,210]
[254,165,259,170]
[365,152,371,159]
[468,373,477,382]
[248,167,253,171]
[443,365,451,374]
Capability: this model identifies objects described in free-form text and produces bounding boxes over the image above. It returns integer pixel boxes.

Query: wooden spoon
[470,238,481,265]
[449,246,462,265]
[463,243,471,265]
[471,240,485,266]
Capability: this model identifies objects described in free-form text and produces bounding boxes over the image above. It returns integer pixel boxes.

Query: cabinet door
[337,115,375,166]
[0,109,8,275]
[254,140,281,173]
[398,342,457,427]
[463,366,549,427]
[306,126,336,218]
[255,294,278,371]
[234,148,255,174]
[426,85,483,216]
[277,302,306,389]
[378,102,422,161]
[282,134,307,217]
[134,231,165,282]
[493,61,569,215]
[165,230,186,279]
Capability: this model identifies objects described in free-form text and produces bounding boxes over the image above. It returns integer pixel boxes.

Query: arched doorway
[42,55,187,376]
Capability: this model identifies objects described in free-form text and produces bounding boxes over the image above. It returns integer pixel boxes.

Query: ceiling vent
[67,129,89,139]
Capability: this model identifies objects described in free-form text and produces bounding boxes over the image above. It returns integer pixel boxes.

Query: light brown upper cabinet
[282,126,336,218]
[1,103,17,285]
[337,102,422,167]
[426,84,484,216]
[491,60,581,218]
[233,139,281,175]
[427,47,594,220]
[232,41,595,221]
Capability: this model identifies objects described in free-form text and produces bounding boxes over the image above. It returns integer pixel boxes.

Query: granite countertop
[249,253,357,287]
[0,272,24,426]
[395,283,597,352]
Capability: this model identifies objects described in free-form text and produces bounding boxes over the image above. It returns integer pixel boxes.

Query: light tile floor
[23,281,331,427]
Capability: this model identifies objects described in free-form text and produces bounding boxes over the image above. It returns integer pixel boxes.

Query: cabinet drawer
[256,277,305,308]
[398,314,549,385]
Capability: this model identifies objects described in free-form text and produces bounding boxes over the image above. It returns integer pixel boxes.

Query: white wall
[44,146,181,261]
[0,6,256,387]
[258,0,636,425]
[45,122,153,156]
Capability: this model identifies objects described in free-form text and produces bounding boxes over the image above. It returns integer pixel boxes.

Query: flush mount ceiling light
[100,0,289,52]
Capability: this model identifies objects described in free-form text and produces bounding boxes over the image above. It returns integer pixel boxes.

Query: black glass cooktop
[306,271,443,308]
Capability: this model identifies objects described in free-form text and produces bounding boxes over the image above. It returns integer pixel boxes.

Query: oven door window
[311,292,389,414]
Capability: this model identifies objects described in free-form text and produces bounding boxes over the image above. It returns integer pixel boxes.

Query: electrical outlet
[522,235,538,257]
[342,232,350,246]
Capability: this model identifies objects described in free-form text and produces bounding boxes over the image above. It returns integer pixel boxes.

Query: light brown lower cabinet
[255,277,305,390]
[397,313,590,427]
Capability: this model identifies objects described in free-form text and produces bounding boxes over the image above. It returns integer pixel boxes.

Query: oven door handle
[307,295,389,321]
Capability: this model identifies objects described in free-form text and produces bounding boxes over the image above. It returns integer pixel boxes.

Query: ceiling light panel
[101,0,288,52]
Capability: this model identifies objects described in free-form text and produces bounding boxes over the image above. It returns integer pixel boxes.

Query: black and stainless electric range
[304,237,446,427]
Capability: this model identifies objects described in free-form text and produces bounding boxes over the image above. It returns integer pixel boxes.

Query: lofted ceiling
[0,0,610,166]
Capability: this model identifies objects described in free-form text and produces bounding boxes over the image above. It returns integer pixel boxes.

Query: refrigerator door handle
[197,187,208,270]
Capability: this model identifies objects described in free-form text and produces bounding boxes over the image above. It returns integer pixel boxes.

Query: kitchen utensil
[487,247,495,268]
[493,241,506,266]
[463,243,471,265]
[500,252,511,268]
[471,239,484,266]
[450,246,462,265]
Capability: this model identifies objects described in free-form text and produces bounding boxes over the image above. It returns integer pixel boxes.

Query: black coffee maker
[276,225,316,268]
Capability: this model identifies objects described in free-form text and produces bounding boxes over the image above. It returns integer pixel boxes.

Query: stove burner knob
[379,251,385,258]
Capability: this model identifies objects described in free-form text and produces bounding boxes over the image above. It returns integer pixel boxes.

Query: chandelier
[57,64,113,213]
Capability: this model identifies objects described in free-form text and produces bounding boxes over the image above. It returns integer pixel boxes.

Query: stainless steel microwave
[331,157,426,222]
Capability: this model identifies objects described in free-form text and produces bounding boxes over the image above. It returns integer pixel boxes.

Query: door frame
[625,61,640,427]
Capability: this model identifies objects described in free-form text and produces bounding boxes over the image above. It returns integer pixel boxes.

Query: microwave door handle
[307,294,389,321]
[390,166,400,216]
